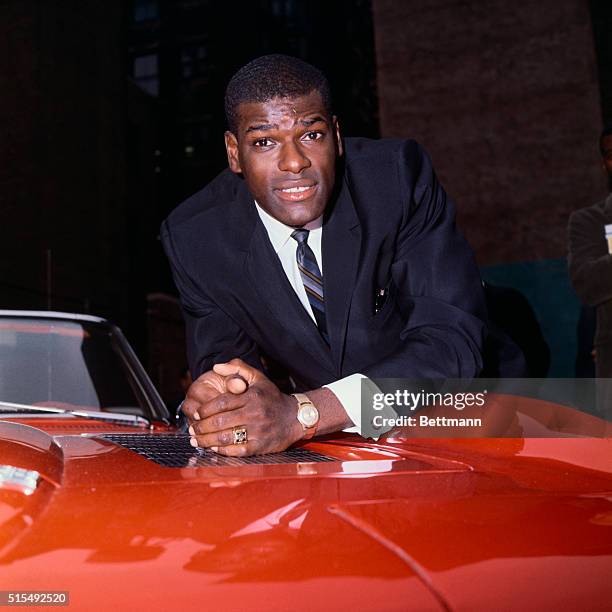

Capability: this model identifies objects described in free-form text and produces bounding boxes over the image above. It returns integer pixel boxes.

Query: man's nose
[278,141,311,174]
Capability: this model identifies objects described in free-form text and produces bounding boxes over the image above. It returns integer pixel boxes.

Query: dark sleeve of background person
[575,304,596,378]
[481,283,550,378]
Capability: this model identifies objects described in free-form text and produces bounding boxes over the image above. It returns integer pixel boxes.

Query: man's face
[224,90,342,227]
[602,134,612,191]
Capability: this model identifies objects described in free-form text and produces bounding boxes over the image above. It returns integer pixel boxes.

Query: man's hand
[181,367,248,424]
[186,358,304,456]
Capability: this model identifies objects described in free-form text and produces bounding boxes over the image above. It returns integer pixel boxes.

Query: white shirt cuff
[324,373,397,439]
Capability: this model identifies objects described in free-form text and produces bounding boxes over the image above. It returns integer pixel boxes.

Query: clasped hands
[182,358,304,456]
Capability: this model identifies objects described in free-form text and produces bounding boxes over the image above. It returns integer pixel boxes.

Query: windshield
[0,317,153,418]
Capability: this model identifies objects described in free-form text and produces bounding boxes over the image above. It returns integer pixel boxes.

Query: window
[133,53,159,97]
[181,44,208,81]
[133,0,158,23]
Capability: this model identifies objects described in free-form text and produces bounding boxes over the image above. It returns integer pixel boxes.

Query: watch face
[299,404,319,428]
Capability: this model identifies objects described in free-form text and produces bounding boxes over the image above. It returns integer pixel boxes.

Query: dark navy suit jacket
[161,138,487,390]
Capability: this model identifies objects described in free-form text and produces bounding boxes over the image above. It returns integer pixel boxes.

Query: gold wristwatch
[292,393,320,440]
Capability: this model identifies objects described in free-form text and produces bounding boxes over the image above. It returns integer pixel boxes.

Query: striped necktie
[291,229,329,343]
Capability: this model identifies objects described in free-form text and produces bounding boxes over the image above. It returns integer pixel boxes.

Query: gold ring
[232,425,248,445]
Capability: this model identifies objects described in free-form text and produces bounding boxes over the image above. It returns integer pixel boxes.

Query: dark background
[1,0,611,401]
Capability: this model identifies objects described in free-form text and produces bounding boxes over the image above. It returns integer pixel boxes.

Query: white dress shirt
[254,202,363,434]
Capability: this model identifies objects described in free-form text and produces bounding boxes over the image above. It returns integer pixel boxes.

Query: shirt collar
[254,201,323,253]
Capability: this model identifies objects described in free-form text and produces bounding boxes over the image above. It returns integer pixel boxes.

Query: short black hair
[600,125,612,156]
[224,54,332,134]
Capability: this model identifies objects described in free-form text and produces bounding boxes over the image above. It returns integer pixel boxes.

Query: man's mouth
[274,183,318,202]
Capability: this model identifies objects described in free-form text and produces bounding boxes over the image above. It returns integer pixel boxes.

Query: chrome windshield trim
[0,310,108,324]
[0,401,151,428]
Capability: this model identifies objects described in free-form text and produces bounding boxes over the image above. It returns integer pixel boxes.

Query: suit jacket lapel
[322,177,361,372]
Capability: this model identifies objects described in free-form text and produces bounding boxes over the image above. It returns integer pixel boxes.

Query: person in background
[568,125,612,379]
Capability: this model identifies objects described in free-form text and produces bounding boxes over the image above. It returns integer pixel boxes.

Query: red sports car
[1,310,611,611]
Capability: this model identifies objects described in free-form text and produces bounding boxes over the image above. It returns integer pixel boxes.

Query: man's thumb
[226,374,248,394]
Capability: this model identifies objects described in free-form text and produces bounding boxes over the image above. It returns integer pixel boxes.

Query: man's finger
[190,405,254,436]
[188,379,225,403]
[210,443,250,457]
[194,390,247,420]
[213,359,262,384]
[181,397,202,421]
[189,426,252,449]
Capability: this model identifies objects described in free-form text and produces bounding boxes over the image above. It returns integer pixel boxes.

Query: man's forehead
[236,92,330,129]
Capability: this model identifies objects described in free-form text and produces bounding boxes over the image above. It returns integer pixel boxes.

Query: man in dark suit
[161,55,487,456]
[569,125,612,380]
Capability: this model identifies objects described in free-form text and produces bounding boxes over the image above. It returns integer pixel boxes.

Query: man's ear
[332,116,343,157]
[224,131,242,174]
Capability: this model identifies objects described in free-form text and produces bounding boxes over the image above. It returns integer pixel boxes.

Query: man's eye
[302,131,323,141]
[253,138,273,147]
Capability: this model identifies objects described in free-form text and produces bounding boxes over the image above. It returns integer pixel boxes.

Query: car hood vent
[99,433,337,467]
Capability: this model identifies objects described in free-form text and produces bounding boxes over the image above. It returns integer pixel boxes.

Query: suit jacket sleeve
[160,220,262,378]
[359,141,486,380]
[568,206,612,306]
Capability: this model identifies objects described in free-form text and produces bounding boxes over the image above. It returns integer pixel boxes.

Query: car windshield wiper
[0,400,151,428]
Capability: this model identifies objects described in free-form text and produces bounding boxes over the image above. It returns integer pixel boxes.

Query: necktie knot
[291,229,309,245]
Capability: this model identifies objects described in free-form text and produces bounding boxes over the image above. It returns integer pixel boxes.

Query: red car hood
[1,418,611,611]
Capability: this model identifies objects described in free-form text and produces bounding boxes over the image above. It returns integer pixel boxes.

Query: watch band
[292,392,319,440]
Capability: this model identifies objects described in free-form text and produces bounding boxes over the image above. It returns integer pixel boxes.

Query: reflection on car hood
[1,419,611,611]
